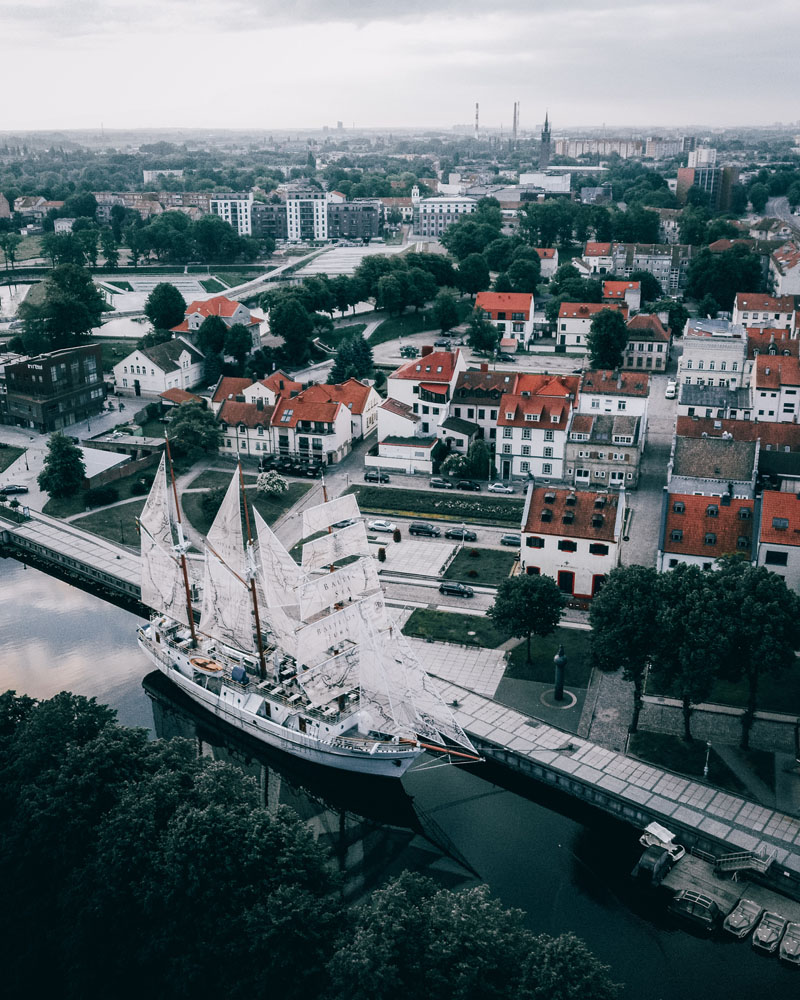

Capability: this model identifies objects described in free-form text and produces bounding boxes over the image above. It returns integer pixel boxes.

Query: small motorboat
[723,898,763,939]
[752,911,787,954]
[779,922,800,964]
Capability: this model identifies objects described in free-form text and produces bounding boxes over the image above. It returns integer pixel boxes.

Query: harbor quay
[3,511,800,901]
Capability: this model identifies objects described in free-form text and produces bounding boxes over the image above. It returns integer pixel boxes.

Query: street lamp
[554,644,567,702]
[703,741,712,779]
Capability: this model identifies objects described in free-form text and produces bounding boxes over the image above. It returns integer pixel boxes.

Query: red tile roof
[498,395,569,429]
[390,350,460,382]
[420,382,449,396]
[456,370,519,395]
[735,293,796,314]
[186,295,243,319]
[159,388,202,405]
[662,493,754,557]
[676,415,800,451]
[379,398,418,420]
[515,373,579,398]
[627,314,670,341]
[759,490,800,545]
[212,376,252,404]
[218,399,274,429]
[584,242,613,256]
[475,291,533,317]
[271,394,342,427]
[260,370,302,398]
[558,302,628,320]
[523,487,619,542]
[534,248,556,259]
[299,378,374,414]
[772,242,800,273]
[603,280,640,300]
[747,328,798,359]
[754,354,800,390]
[580,370,650,397]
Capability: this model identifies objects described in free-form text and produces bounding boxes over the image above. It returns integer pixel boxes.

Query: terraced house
[495,374,579,481]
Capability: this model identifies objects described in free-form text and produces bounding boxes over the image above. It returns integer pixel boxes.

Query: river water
[1,557,796,998]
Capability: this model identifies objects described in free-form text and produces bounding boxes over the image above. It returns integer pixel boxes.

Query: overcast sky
[2,0,798,133]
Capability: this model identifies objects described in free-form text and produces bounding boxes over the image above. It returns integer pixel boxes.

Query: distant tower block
[539,111,552,169]
[474,102,479,140]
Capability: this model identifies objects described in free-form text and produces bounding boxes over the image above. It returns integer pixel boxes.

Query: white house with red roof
[755,491,800,591]
[210,370,301,415]
[218,396,276,460]
[533,247,559,279]
[171,295,263,350]
[271,389,352,465]
[581,242,614,275]
[753,354,800,422]
[770,242,800,296]
[384,347,467,437]
[474,291,535,349]
[368,398,439,474]
[602,280,641,312]
[624,314,670,371]
[294,378,380,441]
[520,485,625,599]
[678,319,747,390]
[578,369,651,420]
[657,492,754,572]
[496,373,579,481]
[112,338,204,396]
[556,303,628,353]
[732,293,796,331]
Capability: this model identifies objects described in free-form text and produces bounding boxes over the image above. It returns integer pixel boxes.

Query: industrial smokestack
[474,102,479,140]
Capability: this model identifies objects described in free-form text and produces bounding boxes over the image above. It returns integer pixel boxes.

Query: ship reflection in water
[144,671,479,900]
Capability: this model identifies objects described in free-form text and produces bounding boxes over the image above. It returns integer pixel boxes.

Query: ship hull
[138,633,420,778]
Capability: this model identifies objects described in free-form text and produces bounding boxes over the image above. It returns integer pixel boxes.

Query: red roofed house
[732,293,796,331]
[271,388,352,465]
[533,247,559,278]
[747,328,798,360]
[770,242,800,296]
[294,378,381,440]
[557,303,628,353]
[657,493,754,572]
[172,295,263,350]
[211,371,300,416]
[753,354,800,422]
[582,242,614,274]
[577,370,650,419]
[219,396,276,460]
[755,491,800,591]
[520,485,625,599]
[474,291,534,349]
[624,314,671,371]
[602,280,641,311]
[676,415,800,453]
[496,373,579,481]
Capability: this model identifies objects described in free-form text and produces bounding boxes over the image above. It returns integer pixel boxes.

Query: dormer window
[565,494,577,506]
[671,529,683,542]
[706,505,718,517]
[704,533,717,545]
[737,536,749,549]
[541,509,553,522]
[506,411,514,419]
[544,492,556,504]
[773,517,789,530]
[673,501,685,514]
[738,508,751,520]
[592,514,604,528]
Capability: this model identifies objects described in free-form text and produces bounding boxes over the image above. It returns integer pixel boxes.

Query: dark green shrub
[85,485,120,507]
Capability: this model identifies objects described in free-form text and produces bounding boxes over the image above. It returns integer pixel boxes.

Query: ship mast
[164,435,197,646]
[238,461,268,681]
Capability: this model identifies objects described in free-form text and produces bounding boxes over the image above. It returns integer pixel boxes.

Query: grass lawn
[137,417,169,438]
[402,608,511,648]
[105,280,133,292]
[0,235,42,265]
[182,481,311,535]
[0,445,25,474]
[71,498,146,547]
[646,664,800,717]
[199,277,227,293]
[187,470,258,489]
[370,311,436,345]
[443,547,517,587]
[346,485,524,526]
[42,470,156,518]
[505,626,593,687]
[95,338,136,372]
[628,732,749,797]
[315,324,367,351]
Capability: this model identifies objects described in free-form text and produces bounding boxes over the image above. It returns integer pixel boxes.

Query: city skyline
[2,0,799,132]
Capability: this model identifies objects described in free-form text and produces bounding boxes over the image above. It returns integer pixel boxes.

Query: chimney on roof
[481,363,488,372]
[421,346,433,357]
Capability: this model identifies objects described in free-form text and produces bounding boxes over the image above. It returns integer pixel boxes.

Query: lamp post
[554,644,567,702]
[703,741,712,779]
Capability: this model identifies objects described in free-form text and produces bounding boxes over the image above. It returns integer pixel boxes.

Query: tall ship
[136,451,478,777]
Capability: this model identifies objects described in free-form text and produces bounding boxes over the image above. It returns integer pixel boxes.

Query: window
[542,463,552,475]
[591,400,599,409]
[558,540,577,552]
[772,517,789,531]
[526,536,545,548]
[673,501,685,513]
[544,447,553,458]
[704,533,717,545]
[617,401,626,411]
[544,429,554,442]
[706,505,718,517]
[685,359,693,369]
[765,550,788,566]
[520,461,530,472]
[522,428,531,440]
[670,529,683,542]
[737,536,749,550]
[589,543,609,555]
[503,427,512,438]
[502,444,512,454]
[698,361,704,370]
[522,445,531,456]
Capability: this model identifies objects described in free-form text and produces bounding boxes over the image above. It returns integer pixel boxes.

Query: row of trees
[16,263,105,353]
[0,691,620,1000]
[590,561,800,747]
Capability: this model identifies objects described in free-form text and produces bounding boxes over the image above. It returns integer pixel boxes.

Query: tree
[375,273,406,315]
[100,230,119,270]
[488,574,565,664]
[586,309,629,370]
[257,470,289,497]
[589,566,661,733]
[328,335,373,383]
[715,559,800,749]
[203,351,224,386]
[687,245,764,311]
[507,256,541,294]
[463,439,492,480]
[38,432,86,499]
[406,267,437,311]
[467,307,499,354]
[748,182,769,213]
[167,402,222,462]
[457,253,491,297]
[697,292,719,318]
[494,272,513,292]
[19,264,104,351]
[225,323,253,369]
[0,232,22,271]
[270,296,314,365]
[628,269,661,304]
[41,231,85,267]
[432,289,460,333]
[144,282,186,331]
[196,314,227,356]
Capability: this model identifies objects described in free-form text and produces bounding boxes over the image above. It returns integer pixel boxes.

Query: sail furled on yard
[302,494,360,538]
[301,520,370,571]
[254,509,302,608]
[199,472,254,652]
[139,454,191,626]
[299,559,380,620]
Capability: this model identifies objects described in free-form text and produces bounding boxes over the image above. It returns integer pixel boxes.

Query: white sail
[302,494,360,538]
[301,520,370,571]
[299,559,380,620]
[139,454,191,626]
[294,592,387,666]
[296,648,359,708]
[254,509,302,607]
[199,472,255,652]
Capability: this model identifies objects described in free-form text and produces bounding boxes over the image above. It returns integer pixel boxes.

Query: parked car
[723,899,763,939]
[496,352,517,363]
[0,484,29,495]
[364,470,390,483]
[429,477,454,490]
[409,522,441,537]
[488,482,514,494]
[445,527,477,542]
[332,518,358,530]
[752,911,787,954]
[434,339,451,348]
[779,921,800,964]
[400,346,419,359]
[665,379,677,399]
[668,890,720,931]
[438,581,475,598]
[367,519,396,533]
[456,480,481,492]
[500,533,521,546]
